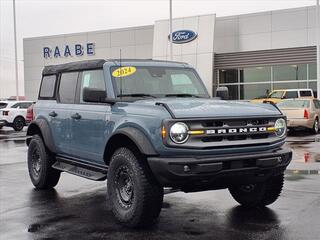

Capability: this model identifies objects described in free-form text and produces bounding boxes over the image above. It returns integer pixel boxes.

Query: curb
[286,169,319,175]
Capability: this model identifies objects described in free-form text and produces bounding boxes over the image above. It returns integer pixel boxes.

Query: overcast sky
[0,0,316,97]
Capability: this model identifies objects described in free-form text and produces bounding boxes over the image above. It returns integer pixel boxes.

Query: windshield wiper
[165,93,202,98]
[117,93,156,98]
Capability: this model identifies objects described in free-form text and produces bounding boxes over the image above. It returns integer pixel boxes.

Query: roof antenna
[119,49,123,100]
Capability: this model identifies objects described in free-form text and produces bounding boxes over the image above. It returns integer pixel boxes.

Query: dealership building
[24,5,319,100]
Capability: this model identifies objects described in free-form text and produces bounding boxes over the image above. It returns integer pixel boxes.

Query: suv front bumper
[0,120,8,127]
[148,148,292,191]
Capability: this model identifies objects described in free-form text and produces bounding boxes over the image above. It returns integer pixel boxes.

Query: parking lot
[1,127,320,240]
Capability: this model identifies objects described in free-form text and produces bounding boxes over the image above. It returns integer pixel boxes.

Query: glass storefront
[240,83,271,100]
[219,69,238,84]
[273,64,307,81]
[240,67,271,83]
[216,63,317,100]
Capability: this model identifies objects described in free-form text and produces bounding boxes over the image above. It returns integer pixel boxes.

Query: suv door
[51,71,79,155]
[70,69,111,163]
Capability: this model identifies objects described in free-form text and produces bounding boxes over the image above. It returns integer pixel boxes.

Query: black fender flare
[26,119,57,153]
[106,127,157,157]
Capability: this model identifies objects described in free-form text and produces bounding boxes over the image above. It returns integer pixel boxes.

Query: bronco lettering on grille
[206,127,267,135]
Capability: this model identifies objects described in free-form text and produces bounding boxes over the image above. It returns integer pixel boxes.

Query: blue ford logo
[168,30,197,44]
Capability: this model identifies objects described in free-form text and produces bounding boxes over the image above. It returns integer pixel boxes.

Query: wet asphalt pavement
[1,127,320,240]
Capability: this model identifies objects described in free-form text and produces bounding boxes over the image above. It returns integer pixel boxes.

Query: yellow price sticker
[112,66,136,78]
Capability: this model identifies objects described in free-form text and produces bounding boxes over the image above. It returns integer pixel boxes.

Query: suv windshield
[111,66,208,98]
[269,91,284,98]
[0,102,8,109]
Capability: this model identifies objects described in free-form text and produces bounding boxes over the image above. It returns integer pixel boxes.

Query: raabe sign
[168,30,197,44]
[43,43,95,59]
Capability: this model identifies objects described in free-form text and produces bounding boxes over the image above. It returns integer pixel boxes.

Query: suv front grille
[164,116,284,149]
[192,118,274,143]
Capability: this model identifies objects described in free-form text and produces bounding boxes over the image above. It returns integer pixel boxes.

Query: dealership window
[240,67,271,83]
[58,72,79,104]
[217,63,318,100]
[240,83,271,100]
[309,81,318,98]
[308,63,316,80]
[219,69,238,84]
[273,81,308,90]
[273,64,307,81]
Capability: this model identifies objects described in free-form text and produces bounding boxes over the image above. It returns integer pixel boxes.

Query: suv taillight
[304,109,309,119]
[26,105,34,121]
[2,111,9,116]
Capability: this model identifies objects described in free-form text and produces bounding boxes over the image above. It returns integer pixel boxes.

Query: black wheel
[0,126,2,129]
[229,173,284,208]
[13,116,25,131]
[27,134,60,189]
[312,118,319,134]
[107,147,163,228]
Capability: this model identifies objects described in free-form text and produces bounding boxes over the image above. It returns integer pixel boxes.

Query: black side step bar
[52,156,108,181]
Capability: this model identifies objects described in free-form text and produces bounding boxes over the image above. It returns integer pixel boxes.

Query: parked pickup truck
[26,59,292,228]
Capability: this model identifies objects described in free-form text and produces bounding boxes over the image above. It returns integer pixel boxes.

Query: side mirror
[215,86,229,100]
[83,88,116,104]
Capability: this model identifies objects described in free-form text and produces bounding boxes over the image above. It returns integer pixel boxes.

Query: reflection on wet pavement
[285,130,320,163]
[1,162,320,240]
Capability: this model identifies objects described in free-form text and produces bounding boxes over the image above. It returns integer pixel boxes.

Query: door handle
[49,111,57,117]
[71,113,81,120]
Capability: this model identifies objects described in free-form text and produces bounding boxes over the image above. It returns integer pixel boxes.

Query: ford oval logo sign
[168,30,197,44]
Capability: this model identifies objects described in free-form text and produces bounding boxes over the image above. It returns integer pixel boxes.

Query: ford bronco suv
[27,59,292,227]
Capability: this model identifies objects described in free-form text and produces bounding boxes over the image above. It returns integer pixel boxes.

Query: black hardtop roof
[42,59,106,75]
[42,59,189,75]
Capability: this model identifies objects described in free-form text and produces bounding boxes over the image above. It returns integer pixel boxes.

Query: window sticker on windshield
[112,66,136,78]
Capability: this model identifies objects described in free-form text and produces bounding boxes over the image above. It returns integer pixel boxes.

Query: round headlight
[274,118,286,137]
[169,122,189,144]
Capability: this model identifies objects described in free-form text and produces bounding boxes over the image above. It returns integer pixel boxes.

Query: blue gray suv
[27,59,292,227]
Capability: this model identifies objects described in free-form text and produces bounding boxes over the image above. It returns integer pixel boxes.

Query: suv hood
[135,98,281,118]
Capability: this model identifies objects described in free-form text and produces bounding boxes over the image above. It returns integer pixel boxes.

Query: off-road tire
[13,116,25,131]
[107,147,163,228]
[229,173,284,208]
[27,134,60,189]
[312,118,319,134]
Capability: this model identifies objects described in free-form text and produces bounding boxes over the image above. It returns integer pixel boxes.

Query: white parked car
[0,101,34,131]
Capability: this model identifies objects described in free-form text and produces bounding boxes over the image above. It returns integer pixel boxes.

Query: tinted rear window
[39,75,57,99]
[277,100,310,108]
[0,103,8,109]
[300,90,312,97]
[285,91,298,99]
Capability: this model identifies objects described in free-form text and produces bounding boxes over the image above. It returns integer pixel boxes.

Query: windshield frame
[109,66,210,99]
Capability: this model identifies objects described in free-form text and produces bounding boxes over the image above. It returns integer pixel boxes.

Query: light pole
[13,0,19,100]
[169,0,173,61]
[317,0,320,98]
